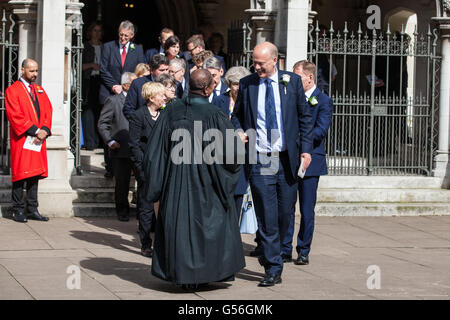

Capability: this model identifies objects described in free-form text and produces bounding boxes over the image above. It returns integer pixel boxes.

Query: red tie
[29,84,36,101]
[121,44,127,68]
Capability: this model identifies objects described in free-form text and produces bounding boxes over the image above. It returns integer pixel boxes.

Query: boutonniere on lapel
[280,74,290,94]
[308,96,318,106]
[160,104,166,110]
[36,85,43,94]
[130,43,136,50]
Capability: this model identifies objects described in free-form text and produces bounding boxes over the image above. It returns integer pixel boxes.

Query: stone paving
[0,215,449,300]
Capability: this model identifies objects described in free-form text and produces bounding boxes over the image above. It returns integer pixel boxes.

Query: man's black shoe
[281,254,292,263]
[250,246,263,257]
[258,274,282,287]
[141,247,153,258]
[104,171,113,178]
[13,211,27,223]
[118,215,129,222]
[28,211,49,222]
[294,254,309,265]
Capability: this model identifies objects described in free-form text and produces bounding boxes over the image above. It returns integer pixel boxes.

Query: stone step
[317,188,450,203]
[0,175,11,188]
[72,188,135,203]
[72,203,137,217]
[318,176,443,189]
[80,148,107,171]
[70,173,136,189]
[315,203,450,216]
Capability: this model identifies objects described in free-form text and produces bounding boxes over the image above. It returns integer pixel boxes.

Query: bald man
[231,42,314,287]
[5,58,53,223]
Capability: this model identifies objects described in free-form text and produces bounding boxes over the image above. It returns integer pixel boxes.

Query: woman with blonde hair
[128,81,166,258]
[134,63,151,78]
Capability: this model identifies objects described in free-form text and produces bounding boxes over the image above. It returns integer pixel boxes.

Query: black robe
[143,95,246,285]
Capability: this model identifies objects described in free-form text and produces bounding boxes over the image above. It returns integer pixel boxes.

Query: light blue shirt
[256,69,284,152]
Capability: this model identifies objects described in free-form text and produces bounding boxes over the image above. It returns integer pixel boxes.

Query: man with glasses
[169,58,189,99]
[185,35,226,74]
[99,20,145,177]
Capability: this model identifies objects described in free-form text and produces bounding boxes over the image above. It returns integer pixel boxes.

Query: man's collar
[20,77,31,87]
[259,68,279,84]
[216,80,222,92]
[305,85,317,98]
[121,42,130,50]
[159,45,164,53]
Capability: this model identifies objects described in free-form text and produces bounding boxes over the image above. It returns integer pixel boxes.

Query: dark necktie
[29,84,36,101]
[121,45,127,68]
[264,78,277,148]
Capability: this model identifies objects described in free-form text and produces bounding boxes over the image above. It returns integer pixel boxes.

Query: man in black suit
[203,56,227,103]
[231,42,313,287]
[169,58,189,99]
[122,54,170,121]
[99,20,145,177]
[98,72,137,222]
[144,28,174,64]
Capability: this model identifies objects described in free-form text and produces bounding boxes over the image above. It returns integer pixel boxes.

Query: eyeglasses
[188,45,198,54]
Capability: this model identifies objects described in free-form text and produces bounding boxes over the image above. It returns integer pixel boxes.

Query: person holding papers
[5,58,52,223]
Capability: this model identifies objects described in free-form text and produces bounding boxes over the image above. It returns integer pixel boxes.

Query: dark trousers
[137,180,156,249]
[82,75,101,149]
[12,176,39,213]
[234,194,243,222]
[282,176,320,256]
[81,107,99,148]
[249,152,298,276]
[112,157,132,217]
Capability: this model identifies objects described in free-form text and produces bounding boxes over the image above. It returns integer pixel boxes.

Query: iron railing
[308,21,441,175]
[0,10,18,175]
[227,20,253,70]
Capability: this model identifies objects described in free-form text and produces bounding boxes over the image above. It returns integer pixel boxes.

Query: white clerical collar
[305,85,317,99]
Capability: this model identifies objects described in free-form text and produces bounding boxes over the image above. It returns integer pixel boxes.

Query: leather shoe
[28,211,49,221]
[13,211,27,223]
[141,247,153,258]
[258,274,282,287]
[294,254,309,265]
[281,254,292,263]
[250,246,263,257]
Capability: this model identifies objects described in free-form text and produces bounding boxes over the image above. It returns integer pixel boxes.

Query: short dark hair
[186,35,205,49]
[163,35,180,52]
[149,54,170,71]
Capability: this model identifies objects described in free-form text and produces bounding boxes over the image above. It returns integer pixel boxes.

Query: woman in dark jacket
[212,66,251,220]
[128,82,167,258]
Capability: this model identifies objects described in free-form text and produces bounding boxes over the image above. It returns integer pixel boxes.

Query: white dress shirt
[120,42,130,55]
[208,81,222,103]
[256,69,284,153]
[305,85,317,99]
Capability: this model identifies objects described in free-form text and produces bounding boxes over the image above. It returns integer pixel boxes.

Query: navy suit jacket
[122,75,153,121]
[144,47,161,64]
[212,91,248,195]
[99,40,145,105]
[231,70,314,184]
[305,87,333,177]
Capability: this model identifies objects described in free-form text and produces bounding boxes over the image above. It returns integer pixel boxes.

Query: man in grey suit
[98,72,137,221]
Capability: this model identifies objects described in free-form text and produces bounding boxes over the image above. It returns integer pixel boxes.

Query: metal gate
[308,21,441,175]
[227,20,253,69]
[0,10,18,175]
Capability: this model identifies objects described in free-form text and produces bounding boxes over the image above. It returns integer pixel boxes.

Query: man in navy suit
[231,42,313,287]
[186,35,226,74]
[144,28,174,64]
[170,58,189,99]
[99,20,145,177]
[281,60,333,265]
[122,54,170,121]
[203,56,227,103]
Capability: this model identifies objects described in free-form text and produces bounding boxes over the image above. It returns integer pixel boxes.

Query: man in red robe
[5,58,53,223]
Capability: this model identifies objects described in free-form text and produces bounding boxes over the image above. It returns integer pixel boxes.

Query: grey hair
[202,56,222,71]
[121,72,135,85]
[155,73,177,88]
[118,20,135,34]
[224,66,251,87]
[169,58,186,71]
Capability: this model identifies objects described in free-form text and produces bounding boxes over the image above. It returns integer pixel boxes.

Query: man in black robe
[143,69,245,288]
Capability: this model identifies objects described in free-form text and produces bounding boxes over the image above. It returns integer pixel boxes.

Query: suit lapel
[114,40,122,70]
[278,71,288,126]
[123,42,135,70]
[249,74,259,127]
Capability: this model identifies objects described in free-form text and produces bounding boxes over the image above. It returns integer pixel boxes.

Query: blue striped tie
[265,78,277,149]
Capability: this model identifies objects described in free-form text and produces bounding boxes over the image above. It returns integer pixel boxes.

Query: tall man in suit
[282,60,333,265]
[203,56,227,103]
[145,28,174,64]
[5,58,52,223]
[99,20,145,177]
[231,42,314,287]
[122,54,170,121]
[98,72,137,222]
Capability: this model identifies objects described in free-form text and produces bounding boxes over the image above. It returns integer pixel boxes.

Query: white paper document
[23,136,42,152]
[297,157,305,179]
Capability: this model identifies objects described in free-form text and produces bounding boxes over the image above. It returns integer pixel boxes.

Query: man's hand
[238,131,248,143]
[109,141,120,150]
[36,129,48,141]
[301,153,312,171]
[33,137,42,145]
[92,63,100,71]
[112,85,123,94]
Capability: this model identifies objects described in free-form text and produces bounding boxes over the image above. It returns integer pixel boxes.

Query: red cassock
[5,80,53,182]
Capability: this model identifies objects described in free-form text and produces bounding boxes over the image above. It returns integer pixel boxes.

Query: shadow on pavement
[70,230,140,255]
[79,257,232,294]
[236,268,265,282]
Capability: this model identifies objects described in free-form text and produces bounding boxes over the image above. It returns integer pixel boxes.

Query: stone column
[432,13,450,188]
[10,0,37,66]
[245,0,277,44]
[285,0,309,71]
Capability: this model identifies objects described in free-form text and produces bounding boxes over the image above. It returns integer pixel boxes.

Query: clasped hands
[33,129,48,145]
